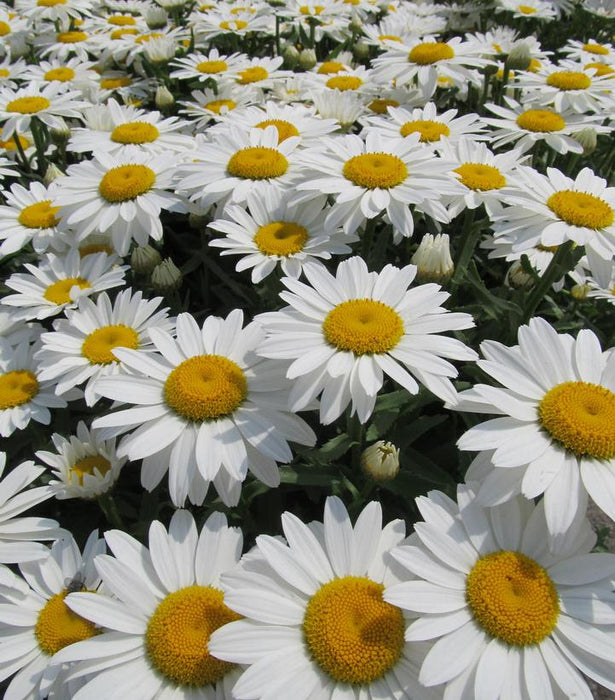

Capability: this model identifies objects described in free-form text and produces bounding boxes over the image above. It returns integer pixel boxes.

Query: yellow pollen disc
[300,5,324,13]
[255,119,299,142]
[81,324,139,365]
[326,75,363,91]
[303,576,405,685]
[400,119,450,142]
[408,42,454,65]
[6,96,50,114]
[529,58,541,72]
[146,586,241,687]
[35,590,99,656]
[136,32,164,44]
[196,59,227,74]
[205,99,236,114]
[164,355,247,422]
[583,42,609,55]
[0,370,39,409]
[110,122,160,144]
[110,28,139,39]
[547,190,614,229]
[18,200,60,229]
[516,109,565,132]
[539,381,615,458]
[237,66,268,84]
[108,14,136,25]
[44,277,91,305]
[0,21,10,35]
[323,299,403,355]
[466,551,559,647]
[70,454,112,485]
[586,62,614,76]
[0,135,30,151]
[368,98,399,114]
[379,33,401,41]
[493,42,503,52]
[518,5,537,12]
[79,243,113,257]
[343,152,407,189]
[57,31,88,43]
[37,0,66,5]
[546,71,591,90]
[100,77,132,89]
[318,61,344,74]
[227,147,288,180]
[220,19,248,29]
[0,69,9,78]
[254,221,309,256]
[454,163,506,191]
[98,164,156,203]
[44,67,75,82]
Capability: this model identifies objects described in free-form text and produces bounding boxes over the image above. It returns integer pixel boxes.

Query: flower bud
[155,85,175,110]
[411,233,454,283]
[353,39,370,61]
[299,48,317,71]
[574,127,597,156]
[349,16,363,34]
[282,44,300,69]
[507,41,531,71]
[188,212,209,230]
[571,283,590,300]
[506,259,534,289]
[361,441,400,481]
[50,118,71,146]
[131,244,162,275]
[151,258,182,293]
[143,6,168,29]
[43,163,65,186]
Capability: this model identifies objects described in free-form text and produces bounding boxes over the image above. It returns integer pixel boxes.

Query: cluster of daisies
[0,0,615,696]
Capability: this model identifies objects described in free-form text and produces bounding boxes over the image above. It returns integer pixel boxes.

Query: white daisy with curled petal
[209,496,439,700]
[453,316,615,546]
[170,47,246,84]
[56,511,243,699]
[92,309,316,507]
[385,484,615,699]
[0,531,105,700]
[257,256,477,425]
[178,86,258,129]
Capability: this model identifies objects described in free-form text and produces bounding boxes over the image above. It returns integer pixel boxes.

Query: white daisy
[35,288,174,406]
[310,88,366,129]
[257,256,477,425]
[497,0,556,20]
[562,38,615,63]
[56,511,244,698]
[178,86,258,129]
[15,0,93,24]
[170,47,246,83]
[223,56,289,92]
[20,57,99,91]
[92,309,316,507]
[209,496,439,700]
[385,484,615,699]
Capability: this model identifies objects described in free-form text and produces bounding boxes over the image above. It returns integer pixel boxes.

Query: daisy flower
[209,496,439,700]
[92,309,316,507]
[179,86,257,128]
[53,151,182,256]
[310,89,365,129]
[35,288,174,406]
[208,191,355,282]
[361,12,446,48]
[170,47,246,84]
[56,511,244,698]
[0,57,29,90]
[257,256,477,425]
[295,131,461,238]
[454,317,615,543]
[2,251,128,321]
[385,484,615,698]
[562,38,615,63]
[222,56,289,92]
[0,531,105,700]
[0,451,63,563]
[492,166,615,261]
[0,337,67,438]
[196,12,273,42]
[20,57,99,91]
[308,66,375,96]
[15,0,93,24]
[35,25,99,64]
[497,0,556,21]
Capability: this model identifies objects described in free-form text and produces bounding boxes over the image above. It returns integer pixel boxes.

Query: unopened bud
[507,41,532,71]
[151,258,182,293]
[299,48,317,71]
[574,127,597,156]
[155,85,175,110]
[353,39,370,61]
[506,259,534,289]
[131,244,162,275]
[50,118,71,146]
[189,212,209,230]
[349,15,363,34]
[282,44,300,69]
[411,233,454,283]
[571,283,590,300]
[43,163,65,186]
[143,6,168,29]
[361,441,400,482]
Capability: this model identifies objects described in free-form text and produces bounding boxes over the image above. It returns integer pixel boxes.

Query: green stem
[361,214,379,261]
[12,133,31,173]
[29,118,49,175]
[450,207,479,288]
[346,411,364,474]
[98,494,125,530]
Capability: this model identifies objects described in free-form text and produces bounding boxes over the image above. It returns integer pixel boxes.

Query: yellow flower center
[57,31,88,43]
[454,163,506,191]
[70,455,112,485]
[303,576,405,685]
[79,243,114,257]
[237,66,268,84]
[136,32,164,44]
[0,134,30,151]
[586,62,614,76]
[368,98,399,114]
[81,324,139,365]
[110,122,160,144]
[44,277,91,305]
[318,61,344,74]
[18,200,61,229]
[253,221,309,256]
[220,19,248,29]
[146,586,241,687]
[516,109,565,132]
[323,299,404,355]
[6,96,50,114]
[110,28,139,39]
[0,21,10,35]
[196,59,228,74]
[37,0,66,5]
[98,164,156,203]
[326,76,363,91]
[379,33,401,41]
[547,190,614,229]
[205,99,236,114]
[300,5,324,13]
[539,381,615,458]
[518,5,537,12]
[255,119,299,142]
[35,590,99,656]
[546,71,591,90]
[408,42,454,65]
[583,42,609,55]
[529,58,541,72]
[0,369,39,409]
[108,14,136,25]
[466,551,559,647]
[400,119,450,142]
[227,147,288,180]
[44,67,75,82]
[0,69,9,78]
[100,77,132,89]
[343,152,407,189]
[164,355,247,422]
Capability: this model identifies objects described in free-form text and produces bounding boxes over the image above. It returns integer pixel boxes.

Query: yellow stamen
[98,164,156,203]
[110,122,160,144]
[57,31,88,43]
[35,590,99,655]
[205,99,236,114]
[326,76,363,91]
[546,71,591,90]
[0,21,10,35]
[368,98,399,114]
[0,135,30,151]
[18,201,61,229]
[6,97,50,114]
[583,43,609,55]
[318,61,344,74]
[44,67,75,82]
[37,0,66,5]
[454,163,506,191]
[44,278,91,305]
[586,62,614,77]
[400,119,450,142]
[220,19,248,29]
[108,14,136,25]
[343,152,407,189]
[255,119,299,142]
[516,109,565,132]
[227,147,288,180]
[518,5,537,12]
[100,77,132,89]
[547,190,614,229]
[237,66,268,84]
[0,370,39,409]
[254,221,309,256]
[70,455,112,485]
[81,324,139,365]
[408,42,454,65]
[196,59,228,74]
[79,243,113,257]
